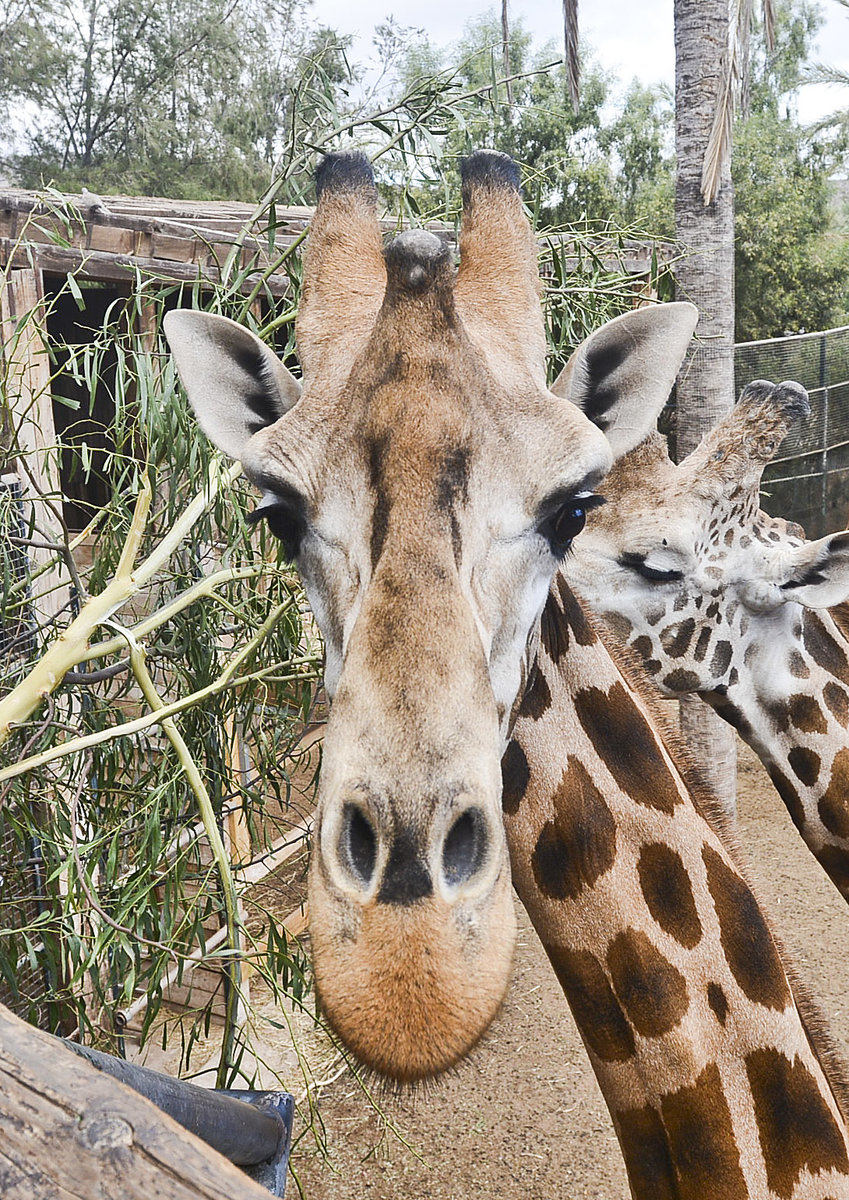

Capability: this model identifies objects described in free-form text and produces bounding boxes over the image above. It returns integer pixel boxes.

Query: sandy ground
[287,739,849,1200]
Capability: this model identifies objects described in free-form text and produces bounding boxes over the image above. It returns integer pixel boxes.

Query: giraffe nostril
[442,808,487,888]
[341,803,377,887]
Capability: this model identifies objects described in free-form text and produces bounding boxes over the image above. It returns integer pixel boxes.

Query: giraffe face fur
[165,151,698,1082]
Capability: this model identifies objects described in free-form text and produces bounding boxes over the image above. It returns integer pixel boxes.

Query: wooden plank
[86,225,136,255]
[151,231,199,261]
[0,239,292,295]
[0,1002,273,1199]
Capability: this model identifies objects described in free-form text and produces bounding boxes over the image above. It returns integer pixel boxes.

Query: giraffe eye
[247,485,307,560]
[619,552,685,584]
[539,492,604,558]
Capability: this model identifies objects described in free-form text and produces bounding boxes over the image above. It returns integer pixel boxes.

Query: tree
[600,81,674,234]
[0,0,350,199]
[672,0,740,809]
[395,17,672,232]
[733,1,849,339]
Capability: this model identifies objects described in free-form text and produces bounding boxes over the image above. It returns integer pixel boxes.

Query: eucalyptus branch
[80,565,271,663]
[0,461,240,746]
[0,606,311,783]
[122,633,242,1086]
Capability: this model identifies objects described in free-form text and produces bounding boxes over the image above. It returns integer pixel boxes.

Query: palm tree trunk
[674,0,738,813]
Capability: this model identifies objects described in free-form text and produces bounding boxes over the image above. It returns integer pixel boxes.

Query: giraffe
[562,379,849,901]
[506,580,849,1199]
[164,150,849,1196]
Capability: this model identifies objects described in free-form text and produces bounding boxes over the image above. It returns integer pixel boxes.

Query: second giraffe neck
[504,580,849,1200]
[708,607,849,901]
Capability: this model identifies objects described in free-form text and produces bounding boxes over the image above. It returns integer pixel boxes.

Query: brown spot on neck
[544,942,636,1063]
[746,1046,849,1199]
[573,682,682,814]
[658,1063,748,1200]
[539,589,569,664]
[818,747,849,839]
[788,692,829,735]
[817,844,849,896]
[637,842,702,949]
[788,745,821,788]
[530,756,616,899]
[616,1104,677,1199]
[767,764,807,832]
[824,681,849,726]
[706,981,729,1025]
[702,844,792,1011]
[607,928,689,1037]
[805,612,849,680]
[518,667,552,721]
[501,739,530,815]
[556,575,596,645]
[789,649,811,679]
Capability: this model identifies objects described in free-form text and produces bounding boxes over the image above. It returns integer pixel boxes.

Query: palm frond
[701,52,736,204]
[563,0,579,112]
[702,0,773,204]
[809,64,849,88]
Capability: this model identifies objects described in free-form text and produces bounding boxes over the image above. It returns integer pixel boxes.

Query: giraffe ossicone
[165,149,696,1081]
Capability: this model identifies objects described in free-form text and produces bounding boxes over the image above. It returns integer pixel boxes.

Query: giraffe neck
[703,606,849,903]
[504,579,849,1200]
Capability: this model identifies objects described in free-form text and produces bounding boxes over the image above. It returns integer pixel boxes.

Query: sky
[309,0,849,124]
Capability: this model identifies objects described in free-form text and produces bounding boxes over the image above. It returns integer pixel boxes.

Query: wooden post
[1,268,70,623]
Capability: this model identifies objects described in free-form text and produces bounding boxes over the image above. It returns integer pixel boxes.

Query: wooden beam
[0,238,292,295]
[0,1002,274,1199]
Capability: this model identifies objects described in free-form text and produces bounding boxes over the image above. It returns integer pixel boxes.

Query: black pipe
[61,1039,286,1167]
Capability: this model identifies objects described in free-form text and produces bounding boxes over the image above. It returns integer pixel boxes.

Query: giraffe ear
[550,302,698,458]
[772,532,849,610]
[163,311,301,461]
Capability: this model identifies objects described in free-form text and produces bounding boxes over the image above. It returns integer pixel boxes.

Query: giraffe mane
[830,600,849,642]
[584,601,849,1124]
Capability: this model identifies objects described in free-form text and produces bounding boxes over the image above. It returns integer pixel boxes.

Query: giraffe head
[164,150,696,1081]
[569,379,849,709]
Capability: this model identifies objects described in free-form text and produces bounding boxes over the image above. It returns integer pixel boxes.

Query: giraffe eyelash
[619,552,685,584]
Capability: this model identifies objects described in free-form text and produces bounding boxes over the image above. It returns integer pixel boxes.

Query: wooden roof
[0,188,662,296]
[0,190,317,296]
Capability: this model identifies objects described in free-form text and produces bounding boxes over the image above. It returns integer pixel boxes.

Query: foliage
[0,0,351,198]
[393,16,676,233]
[0,195,321,1086]
[732,0,849,339]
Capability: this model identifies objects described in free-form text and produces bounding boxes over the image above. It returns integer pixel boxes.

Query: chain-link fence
[735,325,849,539]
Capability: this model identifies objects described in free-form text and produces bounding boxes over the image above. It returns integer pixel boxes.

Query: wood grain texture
[0,1001,272,1199]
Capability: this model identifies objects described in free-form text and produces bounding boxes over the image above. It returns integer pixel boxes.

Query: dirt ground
[286,740,849,1200]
